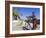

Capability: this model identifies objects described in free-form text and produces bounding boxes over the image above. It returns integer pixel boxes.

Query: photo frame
[5,1,45,37]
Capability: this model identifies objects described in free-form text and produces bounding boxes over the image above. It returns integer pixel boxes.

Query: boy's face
[34,20,37,25]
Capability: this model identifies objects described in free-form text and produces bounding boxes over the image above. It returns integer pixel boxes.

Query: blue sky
[13,7,40,20]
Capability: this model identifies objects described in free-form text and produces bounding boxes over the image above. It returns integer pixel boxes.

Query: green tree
[13,10,19,20]
[13,11,19,17]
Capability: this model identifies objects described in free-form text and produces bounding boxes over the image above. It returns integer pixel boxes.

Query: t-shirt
[26,23,33,30]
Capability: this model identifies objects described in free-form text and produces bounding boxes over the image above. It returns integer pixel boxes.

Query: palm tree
[13,10,19,20]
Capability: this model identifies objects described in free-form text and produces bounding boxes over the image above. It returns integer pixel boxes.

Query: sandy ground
[12,20,26,31]
[12,20,40,31]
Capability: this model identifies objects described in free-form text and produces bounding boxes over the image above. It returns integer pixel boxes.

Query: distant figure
[32,12,36,20]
